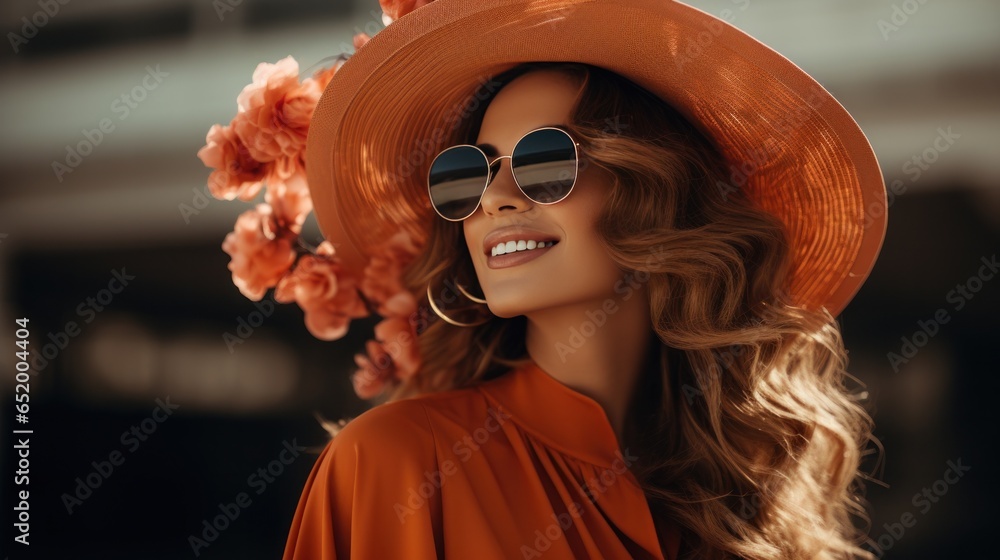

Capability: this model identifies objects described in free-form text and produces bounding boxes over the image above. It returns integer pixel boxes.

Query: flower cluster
[198,18,426,398]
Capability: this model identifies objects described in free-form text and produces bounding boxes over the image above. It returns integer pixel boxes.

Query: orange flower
[204,50,428,377]
[353,230,423,396]
[233,55,330,178]
[380,0,436,23]
[360,230,421,314]
[197,123,268,201]
[275,242,369,341]
[264,170,312,231]
[353,33,372,50]
[373,308,421,380]
[348,291,422,401]
[352,340,395,399]
[222,204,298,300]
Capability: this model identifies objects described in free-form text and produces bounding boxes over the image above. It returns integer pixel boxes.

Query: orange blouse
[282,360,681,559]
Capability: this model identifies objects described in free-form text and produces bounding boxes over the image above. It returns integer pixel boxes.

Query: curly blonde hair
[376,61,878,559]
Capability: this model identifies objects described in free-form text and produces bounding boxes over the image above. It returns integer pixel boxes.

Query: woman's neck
[523,286,655,443]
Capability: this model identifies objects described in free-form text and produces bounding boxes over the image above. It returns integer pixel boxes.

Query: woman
[201,1,886,558]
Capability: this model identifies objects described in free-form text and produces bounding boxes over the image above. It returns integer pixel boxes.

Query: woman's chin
[483,292,546,319]
[485,301,527,319]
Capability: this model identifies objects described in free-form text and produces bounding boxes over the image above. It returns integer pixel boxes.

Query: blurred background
[1,0,997,558]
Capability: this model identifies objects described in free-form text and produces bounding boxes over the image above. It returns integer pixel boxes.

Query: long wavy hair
[372,61,878,559]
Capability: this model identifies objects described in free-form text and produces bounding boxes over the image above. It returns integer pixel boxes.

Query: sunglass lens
[428,146,490,220]
[511,128,577,204]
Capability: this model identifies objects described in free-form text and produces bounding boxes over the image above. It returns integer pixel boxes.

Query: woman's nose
[479,156,531,216]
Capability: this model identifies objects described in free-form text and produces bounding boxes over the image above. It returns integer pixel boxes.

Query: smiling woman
[461,71,624,323]
[200,0,888,558]
[379,59,878,559]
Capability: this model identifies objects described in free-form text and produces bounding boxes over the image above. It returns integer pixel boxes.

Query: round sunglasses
[426,126,581,221]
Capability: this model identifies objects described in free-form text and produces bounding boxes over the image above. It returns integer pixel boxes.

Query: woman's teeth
[491,240,556,256]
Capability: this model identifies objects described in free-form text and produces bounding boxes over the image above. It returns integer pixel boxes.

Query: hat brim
[306,0,887,316]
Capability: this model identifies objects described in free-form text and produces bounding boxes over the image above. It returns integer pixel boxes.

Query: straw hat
[306,0,887,317]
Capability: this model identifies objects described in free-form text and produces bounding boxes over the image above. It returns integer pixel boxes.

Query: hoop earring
[426,284,490,328]
[455,283,487,304]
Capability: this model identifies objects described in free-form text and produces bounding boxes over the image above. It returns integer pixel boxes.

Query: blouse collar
[477,359,630,468]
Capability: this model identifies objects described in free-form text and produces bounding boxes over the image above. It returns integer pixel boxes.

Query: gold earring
[455,283,487,304]
[426,284,490,328]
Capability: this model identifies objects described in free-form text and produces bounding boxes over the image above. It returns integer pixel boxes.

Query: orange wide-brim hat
[306,0,887,317]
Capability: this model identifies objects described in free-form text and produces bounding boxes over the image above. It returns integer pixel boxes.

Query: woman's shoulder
[285,389,492,557]
[329,383,490,456]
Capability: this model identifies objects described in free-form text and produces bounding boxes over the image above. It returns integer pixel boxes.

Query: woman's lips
[486,241,558,269]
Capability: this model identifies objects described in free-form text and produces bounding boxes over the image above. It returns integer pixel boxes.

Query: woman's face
[462,70,624,318]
